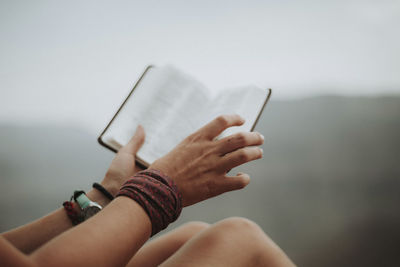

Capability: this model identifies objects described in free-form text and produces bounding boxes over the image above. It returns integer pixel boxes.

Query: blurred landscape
[1,95,399,267]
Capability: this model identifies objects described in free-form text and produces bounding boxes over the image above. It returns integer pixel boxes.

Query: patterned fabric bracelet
[117,169,182,236]
[63,200,83,225]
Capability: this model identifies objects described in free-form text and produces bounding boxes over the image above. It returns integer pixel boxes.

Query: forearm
[30,197,151,267]
[1,139,144,254]
[1,189,111,253]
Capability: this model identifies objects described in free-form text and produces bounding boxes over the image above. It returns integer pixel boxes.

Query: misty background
[1,1,399,266]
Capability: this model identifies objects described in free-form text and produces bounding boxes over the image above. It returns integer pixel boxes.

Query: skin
[2,125,146,253]
[0,114,294,267]
[161,217,295,267]
[150,114,264,206]
[126,222,210,267]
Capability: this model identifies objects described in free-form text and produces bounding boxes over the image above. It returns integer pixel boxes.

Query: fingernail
[259,133,264,141]
[259,148,263,155]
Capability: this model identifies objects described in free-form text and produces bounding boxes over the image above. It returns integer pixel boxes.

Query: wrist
[86,188,112,207]
[101,177,121,195]
[88,178,122,206]
[117,169,182,236]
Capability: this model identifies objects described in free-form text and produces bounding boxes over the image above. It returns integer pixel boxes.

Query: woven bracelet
[117,169,182,236]
[63,200,83,225]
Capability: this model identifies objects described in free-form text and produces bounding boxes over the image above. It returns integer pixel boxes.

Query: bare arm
[0,197,151,267]
[0,115,264,266]
[0,236,35,267]
[30,197,151,267]
[1,189,111,254]
[1,126,146,253]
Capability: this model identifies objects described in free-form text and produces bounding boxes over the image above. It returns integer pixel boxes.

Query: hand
[100,125,145,197]
[149,114,264,207]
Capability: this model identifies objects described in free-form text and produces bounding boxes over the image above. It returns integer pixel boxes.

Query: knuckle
[225,136,234,144]
[235,132,248,145]
[185,133,195,142]
[216,115,229,127]
[201,149,215,162]
[186,132,201,142]
[238,150,251,162]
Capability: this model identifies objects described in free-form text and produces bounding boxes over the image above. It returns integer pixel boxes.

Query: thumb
[122,125,145,154]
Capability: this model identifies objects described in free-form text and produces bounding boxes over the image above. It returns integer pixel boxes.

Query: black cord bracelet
[92,183,114,201]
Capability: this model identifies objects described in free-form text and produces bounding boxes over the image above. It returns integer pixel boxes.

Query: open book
[98,65,271,168]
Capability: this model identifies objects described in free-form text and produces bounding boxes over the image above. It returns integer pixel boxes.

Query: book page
[203,86,268,138]
[102,65,211,165]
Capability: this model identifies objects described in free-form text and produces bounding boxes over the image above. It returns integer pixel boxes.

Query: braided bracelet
[117,169,182,236]
[63,200,83,225]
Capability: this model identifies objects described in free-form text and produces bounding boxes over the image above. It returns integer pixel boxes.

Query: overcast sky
[1,0,399,133]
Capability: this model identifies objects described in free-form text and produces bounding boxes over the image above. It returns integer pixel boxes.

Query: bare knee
[210,217,294,266]
[160,219,294,267]
[170,221,209,246]
[179,221,210,236]
[181,221,210,231]
[216,217,260,230]
[219,217,282,247]
[214,217,264,238]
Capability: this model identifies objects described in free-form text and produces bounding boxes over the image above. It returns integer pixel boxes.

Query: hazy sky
[1,0,399,132]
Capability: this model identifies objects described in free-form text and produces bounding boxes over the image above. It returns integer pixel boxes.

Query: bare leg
[160,217,295,267]
[126,221,209,267]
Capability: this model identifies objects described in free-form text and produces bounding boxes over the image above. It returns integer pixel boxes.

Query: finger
[198,114,245,140]
[217,131,264,155]
[121,125,145,154]
[219,146,263,171]
[215,172,251,195]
